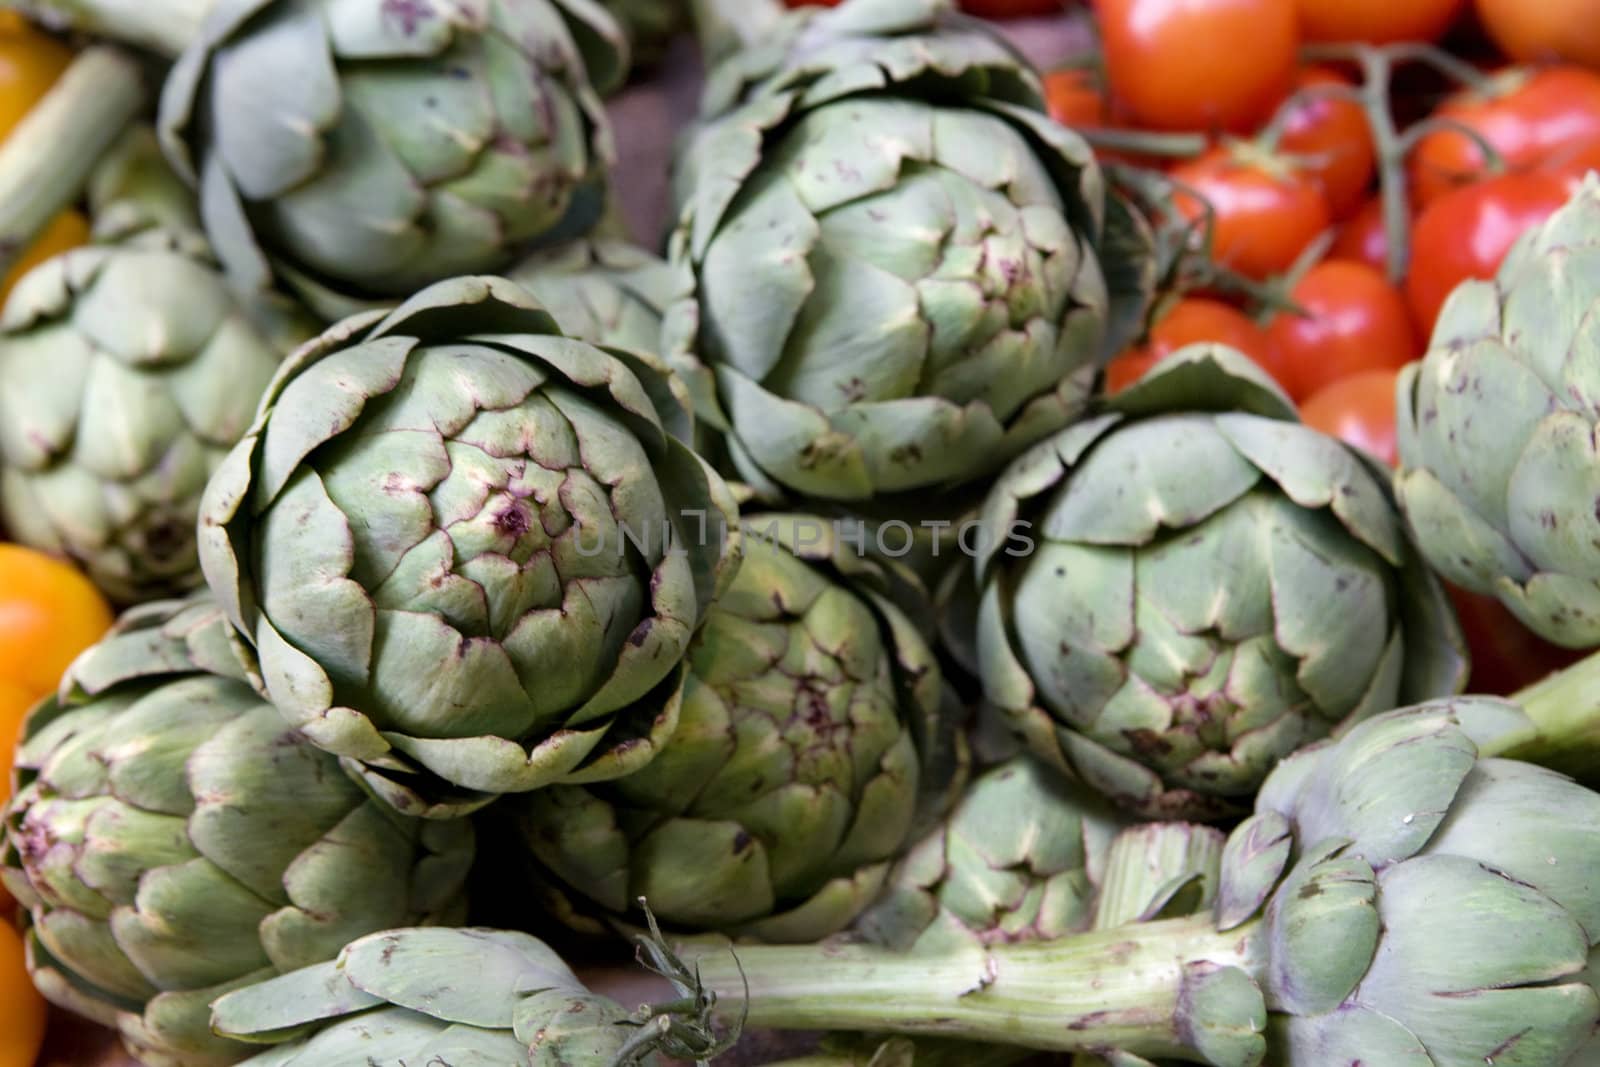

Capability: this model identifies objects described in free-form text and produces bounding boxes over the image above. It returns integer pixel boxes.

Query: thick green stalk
[6,0,210,55]
[689,0,785,69]
[760,1037,1034,1066]
[1492,649,1600,782]
[0,46,144,281]
[687,918,1264,1058]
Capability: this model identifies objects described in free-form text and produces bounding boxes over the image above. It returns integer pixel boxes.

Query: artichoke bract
[971,346,1467,819]
[508,237,677,355]
[1397,174,1600,649]
[600,0,686,72]
[213,927,724,1066]
[198,275,742,818]
[508,514,962,942]
[663,0,1154,506]
[158,0,626,319]
[0,129,302,605]
[0,596,474,1067]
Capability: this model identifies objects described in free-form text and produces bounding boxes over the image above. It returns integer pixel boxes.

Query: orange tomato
[0,545,112,700]
[1171,146,1333,279]
[1448,585,1585,696]
[1107,297,1287,392]
[0,16,71,144]
[1045,68,1113,129]
[1299,368,1400,466]
[1268,260,1418,400]
[1295,0,1465,43]
[1328,196,1391,271]
[0,208,86,304]
[0,919,46,1067]
[1095,0,1298,133]
[1475,0,1600,71]
[1277,66,1376,217]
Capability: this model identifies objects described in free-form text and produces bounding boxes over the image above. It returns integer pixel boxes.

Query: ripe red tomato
[1295,0,1465,43]
[1170,147,1332,280]
[1277,66,1375,217]
[1475,0,1600,71]
[1299,368,1400,466]
[1106,297,1287,392]
[1410,66,1600,207]
[1094,0,1298,133]
[1045,68,1113,128]
[1448,585,1584,696]
[1328,196,1391,271]
[1405,169,1581,336]
[1268,261,1418,400]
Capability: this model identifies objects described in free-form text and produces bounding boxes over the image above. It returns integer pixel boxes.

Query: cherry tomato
[1094,0,1298,133]
[1268,261,1418,400]
[959,0,1066,14]
[1106,297,1287,392]
[1295,0,1465,44]
[1328,196,1392,271]
[0,15,71,144]
[1405,169,1581,336]
[1300,368,1400,466]
[1475,0,1600,71]
[1171,146,1332,280]
[1277,66,1375,217]
[0,919,46,1067]
[0,544,112,699]
[1410,67,1600,207]
[0,208,86,304]
[1448,585,1585,696]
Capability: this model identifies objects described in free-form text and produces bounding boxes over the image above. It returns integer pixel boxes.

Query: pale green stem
[0,46,144,280]
[5,0,211,55]
[689,0,786,69]
[761,1037,1033,1066]
[686,917,1264,1058]
[1491,649,1600,781]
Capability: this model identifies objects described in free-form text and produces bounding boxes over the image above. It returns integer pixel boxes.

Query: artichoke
[682,700,1600,1065]
[0,595,474,1067]
[155,0,627,318]
[506,514,963,942]
[969,345,1467,819]
[212,926,727,1066]
[198,275,742,817]
[663,0,1154,507]
[508,237,677,355]
[1397,174,1600,649]
[0,128,304,604]
[601,0,687,71]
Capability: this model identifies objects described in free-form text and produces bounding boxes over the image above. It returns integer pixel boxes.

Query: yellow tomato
[0,15,71,142]
[0,545,112,699]
[0,916,45,1067]
[0,208,87,303]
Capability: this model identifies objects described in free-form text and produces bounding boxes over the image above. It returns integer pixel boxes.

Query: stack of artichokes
[4,0,1600,1066]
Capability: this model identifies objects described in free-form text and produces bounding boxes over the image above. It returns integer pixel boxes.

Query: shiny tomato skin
[1448,585,1585,696]
[1410,66,1600,206]
[1328,196,1391,271]
[1475,0,1600,71]
[1299,368,1400,466]
[1277,66,1375,217]
[1295,0,1465,43]
[1106,297,1286,392]
[1095,0,1298,132]
[1405,169,1581,336]
[1269,261,1418,400]
[1170,147,1332,280]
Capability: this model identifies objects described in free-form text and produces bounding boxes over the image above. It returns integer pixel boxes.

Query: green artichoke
[157,0,627,318]
[197,275,742,818]
[508,237,677,355]
[1397,174,1600,649]
[212,926,727,1066]
[681,700,1600,1065]
[0,128,303,604]
[0,595,474,1067]
[970,345,1467,819]
[601,0,687,71]
[507,514,962,942]
[663,0,1154,507]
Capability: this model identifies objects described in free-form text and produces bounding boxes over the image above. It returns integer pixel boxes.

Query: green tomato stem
[1494,649,1600,783]
[0,46,145,281]
[9,0,210,56]
[686,917,1264,1057]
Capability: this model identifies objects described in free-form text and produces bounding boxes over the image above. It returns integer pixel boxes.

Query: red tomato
[1299,368,1400,466]
[959,0,1066,13]
[1405,169,1581,335]
[1295,0,1465,43]
[1268,261,1418,400]
[1045,68,1112,128]
[1410,66,1600,207]
[1106,297,1287,392]
[1328,196,1391,271]
[1094,0,1298,133]
[1448,585,1584,696]
[1171,146,1332,280]
[1475,0,1600,71]
[1277,66,1375,217]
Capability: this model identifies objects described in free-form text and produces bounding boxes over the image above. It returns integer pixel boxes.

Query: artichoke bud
[969,345,1468,820]
[508,237,680,356]
[508,511,961,942]
[0,595,475,1067]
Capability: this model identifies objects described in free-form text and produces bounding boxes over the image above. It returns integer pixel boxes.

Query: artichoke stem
[689,0,786,69]
[687,917,1264,1059]
[1494,648,1600,783]
[0,46,144,282]
[10,0,210,55]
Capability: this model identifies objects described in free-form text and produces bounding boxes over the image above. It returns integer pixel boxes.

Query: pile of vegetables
[0,0,1596,1064]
